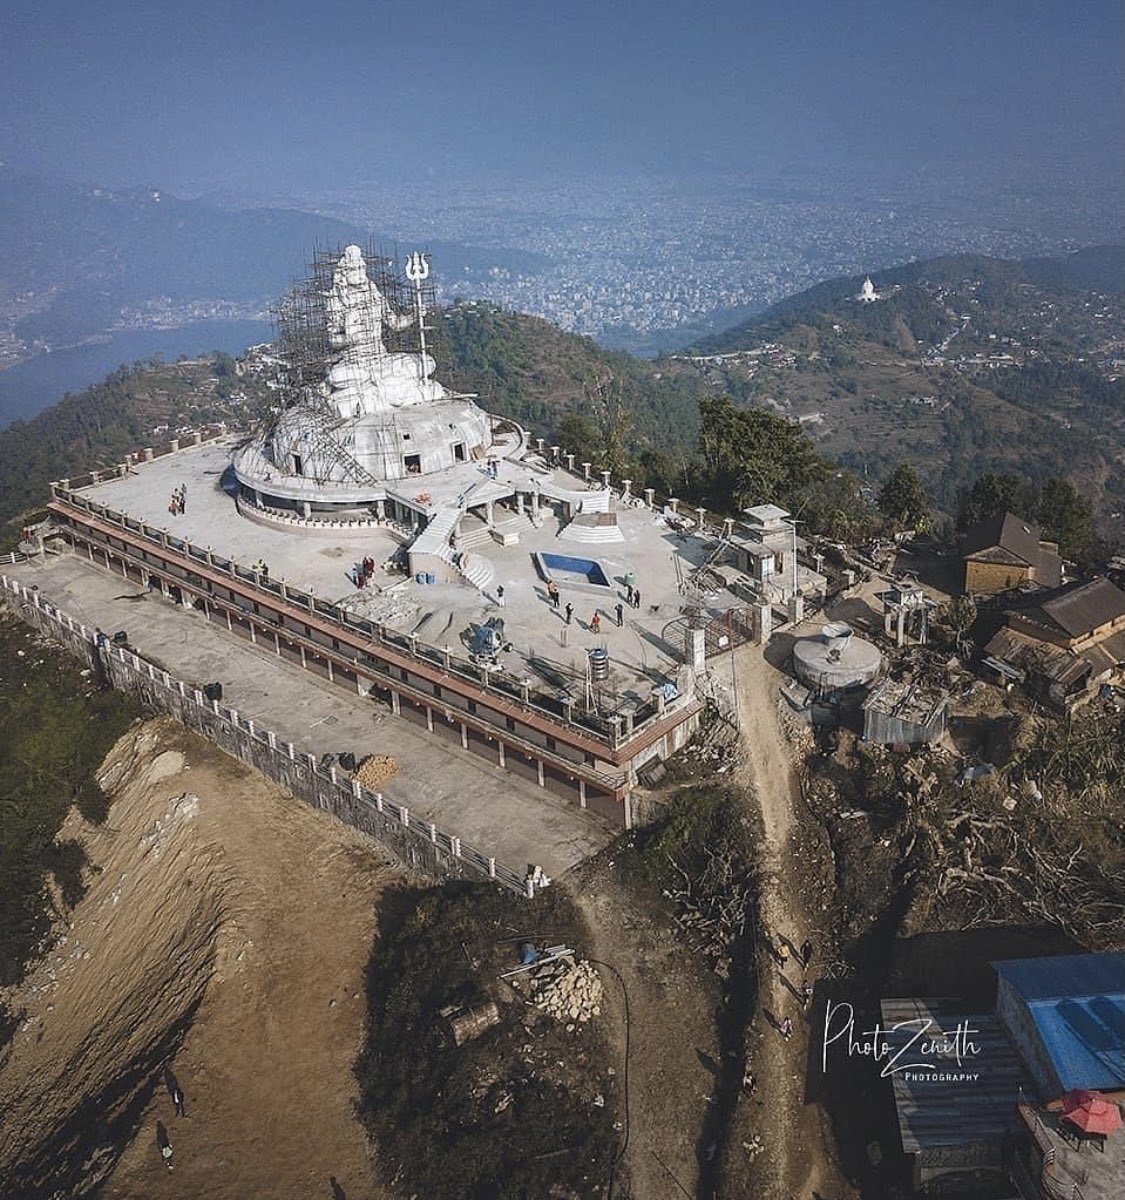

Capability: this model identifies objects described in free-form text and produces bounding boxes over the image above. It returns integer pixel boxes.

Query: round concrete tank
[792,622,881,694]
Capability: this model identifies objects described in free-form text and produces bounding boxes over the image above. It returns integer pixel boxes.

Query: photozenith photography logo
[821,1001,984,1083]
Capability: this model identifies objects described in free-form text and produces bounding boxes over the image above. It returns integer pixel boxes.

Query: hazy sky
[3,0,1122,196]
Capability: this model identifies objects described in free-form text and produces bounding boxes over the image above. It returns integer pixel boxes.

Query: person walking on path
[799,980,813,1008]
[780,1015,793,1041]
[548,580,560,608]
[801,939,814,967]
[777,938,791,968]
[565,602,573,626]
[615,602,624,627]
[632,588,642,610]
[590,610,602,634]
[496,585,505,607]
[624,571,636,604]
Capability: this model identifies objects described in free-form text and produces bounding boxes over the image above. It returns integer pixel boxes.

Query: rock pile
[529,960,603,1026]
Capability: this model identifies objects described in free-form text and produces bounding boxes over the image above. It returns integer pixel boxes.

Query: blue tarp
[993,953,1125,1092]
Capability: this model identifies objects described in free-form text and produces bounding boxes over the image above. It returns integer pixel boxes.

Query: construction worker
[591,611,601,634]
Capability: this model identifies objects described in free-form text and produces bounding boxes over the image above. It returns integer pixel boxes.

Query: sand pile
[352,753,398,790]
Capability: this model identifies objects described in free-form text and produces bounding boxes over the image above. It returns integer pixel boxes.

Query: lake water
[0,319,273,429]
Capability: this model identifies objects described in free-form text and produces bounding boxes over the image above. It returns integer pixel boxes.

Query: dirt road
[731,644,851,1200]
[0,717,399,1200]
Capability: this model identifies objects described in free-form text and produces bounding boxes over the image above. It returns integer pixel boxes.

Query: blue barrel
[415,572,426,584]
[425,572,436,584]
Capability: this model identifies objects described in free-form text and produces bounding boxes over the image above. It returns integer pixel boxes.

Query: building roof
[880,999,1029,1151]
[742,503,790,526]
[993,953,1125,1093]
[863,678,950,727]
[1031,577,1125,639]
[962,512,1045,564]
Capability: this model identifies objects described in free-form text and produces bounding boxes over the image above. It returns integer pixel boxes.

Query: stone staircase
[455,550,496,593]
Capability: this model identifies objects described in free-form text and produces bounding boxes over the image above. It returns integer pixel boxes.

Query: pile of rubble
[528,960,604,1027]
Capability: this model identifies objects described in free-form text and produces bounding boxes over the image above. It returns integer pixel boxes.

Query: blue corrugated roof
[993,953,1125,1091]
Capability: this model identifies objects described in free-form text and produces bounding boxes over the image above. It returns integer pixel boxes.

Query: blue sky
[2,0,1122,195]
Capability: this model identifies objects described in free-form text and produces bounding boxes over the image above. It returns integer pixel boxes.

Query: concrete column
[249,621,257,644]
[686,626,707,670]
[579,779,587,808]
[582,462,592,481]
[442,646,452,671]
[520,679,531,706]
[788,594,804,625]
[550,445,560,462]
[722,517,735,539]
[460,722,468,749]
[390,690,400,715]
[756,602,772,645]
[301,501,311,519]
[600,469,611,490]
[531,492,541,519]
[193,432,203,445]
[537,759,545,787]
[326,659,334,682]
[375,499,385,519]
[226,610,233,631]
[170,439,180,452]
[565,452,575,472]
[300,645,307,667]
[621,479,632,501]
[426,706,434,732]
[274,632,281,656]
[515,492,525,515]
[668,497,680,515]
[696,506,707,530]
[536,437,545,454]
[497,741,505,768]
[485,500,494,526]
[143,448,154,461]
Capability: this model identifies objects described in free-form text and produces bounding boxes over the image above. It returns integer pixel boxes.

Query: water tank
[792,623,881,693]
[589,647,609,681]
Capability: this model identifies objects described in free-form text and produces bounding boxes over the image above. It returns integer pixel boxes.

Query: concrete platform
[74,437,724,706]
[6,553,615,880]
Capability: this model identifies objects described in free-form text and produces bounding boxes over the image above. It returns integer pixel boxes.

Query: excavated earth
[0,716,400,1200]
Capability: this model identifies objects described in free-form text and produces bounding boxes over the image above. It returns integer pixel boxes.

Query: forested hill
[689,245,1125,355]
[442,302,707,465]
[675,246,1125,540]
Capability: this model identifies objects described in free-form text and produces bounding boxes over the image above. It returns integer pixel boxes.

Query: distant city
[277,171,1123,352]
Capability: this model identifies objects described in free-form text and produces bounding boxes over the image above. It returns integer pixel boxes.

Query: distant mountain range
[0,169,550,351]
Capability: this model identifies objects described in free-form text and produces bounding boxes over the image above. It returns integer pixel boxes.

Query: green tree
[1036,477,1094,562]
[697,397,827,512]
[878,463,930,531]
[956,473,1036,531]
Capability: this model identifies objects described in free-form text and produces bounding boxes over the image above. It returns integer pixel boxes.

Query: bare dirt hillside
[0,716,400,1200]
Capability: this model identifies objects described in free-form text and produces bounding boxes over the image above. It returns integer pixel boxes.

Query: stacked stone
[529,961,604,1026]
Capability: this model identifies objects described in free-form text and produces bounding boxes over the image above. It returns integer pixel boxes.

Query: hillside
[0,357,268,535]
[679,248,1125,536]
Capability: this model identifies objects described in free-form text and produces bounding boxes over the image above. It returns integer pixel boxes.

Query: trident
[405,251,431,371]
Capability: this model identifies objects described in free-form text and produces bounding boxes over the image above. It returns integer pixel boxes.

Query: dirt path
[0,717,400,1200]
[731,644,850,1200]
[570,854,723,1200]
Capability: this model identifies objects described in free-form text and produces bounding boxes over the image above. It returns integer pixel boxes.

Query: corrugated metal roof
[993,954,1125,1093]
[880,999,1028,1151]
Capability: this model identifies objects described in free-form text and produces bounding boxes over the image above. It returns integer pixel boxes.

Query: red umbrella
[1060,1090,1124,1136]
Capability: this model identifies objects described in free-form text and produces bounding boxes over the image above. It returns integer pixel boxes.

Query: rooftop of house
[1018,577,1125,640]
[879,998,1029,1152]
[993,953,1125,1093]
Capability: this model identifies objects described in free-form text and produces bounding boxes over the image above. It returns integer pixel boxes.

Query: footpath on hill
[731,644,854,1200]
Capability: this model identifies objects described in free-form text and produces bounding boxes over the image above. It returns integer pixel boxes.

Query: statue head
[338,244,370,289]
